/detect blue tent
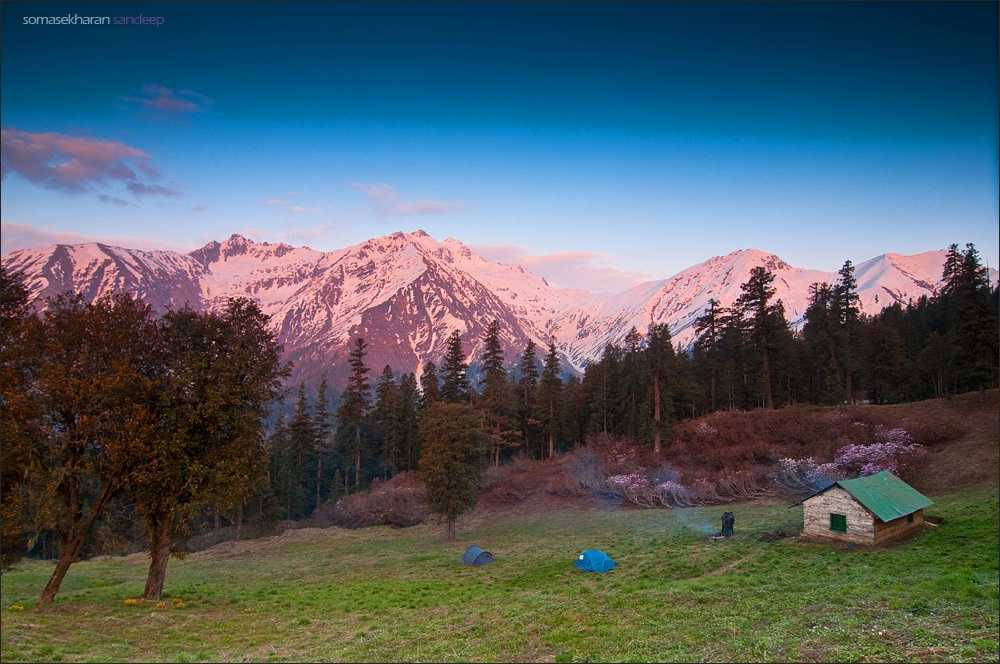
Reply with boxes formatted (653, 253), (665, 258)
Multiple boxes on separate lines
(575, 549), (616, 573)
(462, 545), (495, 566)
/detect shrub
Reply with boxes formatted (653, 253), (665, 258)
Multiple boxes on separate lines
(312, 472), (428, 529)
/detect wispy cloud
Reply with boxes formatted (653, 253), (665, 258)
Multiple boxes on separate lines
(121, 84), (212, 114)
(474, 244), (651, 292)
(1, 128), (178, 199)
(284, 223), (333, 244)
(352, 183), (458, 216)
(125, 181), (179, 197)
(0, 222), (191, 254)
(97, 194), (132, 207)
(264, 197), (318, 214)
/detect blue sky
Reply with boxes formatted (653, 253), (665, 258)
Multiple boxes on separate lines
(1, 1), (997, 289)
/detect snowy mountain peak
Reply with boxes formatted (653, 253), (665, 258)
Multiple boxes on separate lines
(3, 231), (986, 387)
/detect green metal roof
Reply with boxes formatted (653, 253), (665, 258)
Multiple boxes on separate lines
(836, 471), (933, 522)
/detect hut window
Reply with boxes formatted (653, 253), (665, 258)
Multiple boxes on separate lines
(830, 513), (847, 532)
(907, 513), (914, 523)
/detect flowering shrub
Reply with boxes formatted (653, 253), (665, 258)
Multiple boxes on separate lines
(655, 480), (694, 507)
(832, 427), (924, 477)
(8, 603), (24, 612)
(772, 427), (925, 495)
(773, 457), (831, 492)
(606, 473), (658, 506)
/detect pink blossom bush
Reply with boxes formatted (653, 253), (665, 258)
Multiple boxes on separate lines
(606, 473), (659, 506)
(773, 427), (925, 495)
(655, 480), (694, 507)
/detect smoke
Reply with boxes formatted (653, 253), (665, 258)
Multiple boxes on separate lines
(670, 506), (720, 536)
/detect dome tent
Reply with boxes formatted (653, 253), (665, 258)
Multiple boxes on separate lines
(575, 549), (616, 573)
(462, 545), (495, 566)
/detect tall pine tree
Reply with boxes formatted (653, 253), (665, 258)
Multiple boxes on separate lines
(440, 330), (470, 403)
(336, 337), (370, 490)
(537, 341), (562, 459)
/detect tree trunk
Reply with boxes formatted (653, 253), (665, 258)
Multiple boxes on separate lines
(38, 482), (116, 606)
(548, 402), (555, 459)
(762, 348), (774, 409)
(143, 513), (174, 600)
(39, 536), (84, 605)
(602, 365), (608, 435)
(236, 502), (243, 541)
(652, 373), (662, 455)
(709, 371), (717, 412)
(354, 445), (361, 491)
(446, 516), (456, 541)
(315, 456), (323, 511)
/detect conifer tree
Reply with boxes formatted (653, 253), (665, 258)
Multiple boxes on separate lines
(478, 320), (518, 465)
(621, 327), (645, 440)
(518, 341), (540, 452)
(286, 383), (317, 517)
(833, 260), (861, 403)
(418, 402), (486, 541)
(373, 365), (400, 478)
(440, 330), (470, 402)
(397, 373), (421, 470)
(735, 267), (782, 409)
(802, 282), (842, 404)
(537, 341), (563, 459)
(419, 361), (439, 410)
(337, 337), (371, 489)
(645, 323), (675, 454)
(268, 412), (293, 518)
(313, 376), (333, 506)
(693, 299), (723, 412)
(940, 244), (998, 391)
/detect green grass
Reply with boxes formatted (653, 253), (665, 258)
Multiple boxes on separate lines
(2, 487), (997, 662)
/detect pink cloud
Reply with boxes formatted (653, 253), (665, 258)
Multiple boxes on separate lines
(352, 183), (458, 216)
(121, 84), (211, 114)
(474, 244), (651, 292)
(1, 128), (176, 198)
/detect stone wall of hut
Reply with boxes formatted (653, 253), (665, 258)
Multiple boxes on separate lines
(802, 486), (875, 544)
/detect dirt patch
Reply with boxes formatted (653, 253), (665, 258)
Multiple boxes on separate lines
(702, 554), (758, 578)
(758, 529), (791, 542)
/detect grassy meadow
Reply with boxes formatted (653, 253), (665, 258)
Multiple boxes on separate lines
(1, 486), (997, 662)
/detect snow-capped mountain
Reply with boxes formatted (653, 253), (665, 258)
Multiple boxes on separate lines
(2, 231), (991, 387)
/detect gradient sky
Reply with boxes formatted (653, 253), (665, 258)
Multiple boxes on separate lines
(2, 1), (997, 290)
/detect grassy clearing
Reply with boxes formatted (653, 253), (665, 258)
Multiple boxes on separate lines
(2, 487), (997, 662)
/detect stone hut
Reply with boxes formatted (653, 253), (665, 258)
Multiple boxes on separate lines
(796, 471), (933, 545)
